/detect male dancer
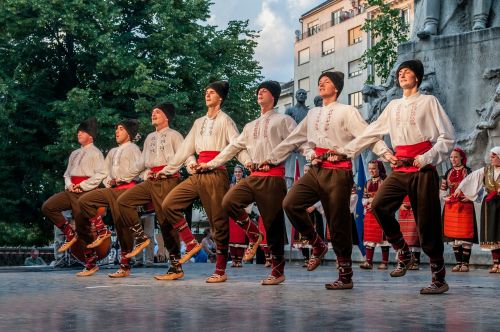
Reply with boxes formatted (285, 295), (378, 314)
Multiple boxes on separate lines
(117, 103), (186, 280)
(78, 119), (142, 277)
(199, 80), (296, 285)
(264, 72), (389, 290)
(159, 81), (249, 283)
(340, 59), (455, 294)
(42, 117), (105, 253)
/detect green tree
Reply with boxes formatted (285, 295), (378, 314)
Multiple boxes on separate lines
(361, 0), (409, 84)
(0, 0), (262, 246)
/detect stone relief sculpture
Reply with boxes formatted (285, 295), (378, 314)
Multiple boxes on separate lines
(464, 82), (500, 165)
(413, 0), (499, 40)
(362, 68), (401, 121)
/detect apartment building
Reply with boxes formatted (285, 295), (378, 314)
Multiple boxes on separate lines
(292, 0), (413, 116)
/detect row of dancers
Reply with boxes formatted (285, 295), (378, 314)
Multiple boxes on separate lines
(42, 59), (500, 295)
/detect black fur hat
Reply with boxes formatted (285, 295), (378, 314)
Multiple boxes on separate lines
(153, 102), (176, 122)
(397, 59), (424, 87)
(206, 80), (229, 104)
(256, 80), (282, 107)
(116, 119), (139, 141)
(77, 117), (98, 139)
(318, 71), (345, 97)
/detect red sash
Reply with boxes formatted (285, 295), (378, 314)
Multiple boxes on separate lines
(314, 147), (352, 170)
(197, 151), (226, 170)
(151, 165), (166, 173)
(114, 181), (137, 190)
(394, 141), (433, 173)
(251, 164), (285, 177)
(485, 190), (499, 203)
(150, 165), (180, 178)
(71, 176), (89, 185)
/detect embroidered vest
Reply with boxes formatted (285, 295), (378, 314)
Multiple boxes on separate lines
(484, 165), (500, 193)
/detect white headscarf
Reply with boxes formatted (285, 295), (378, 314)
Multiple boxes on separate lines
(491, 146), (500, 157)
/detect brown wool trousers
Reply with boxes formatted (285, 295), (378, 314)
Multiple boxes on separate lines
(283, 166), (354, 258)
(42, 191), (88, 240)
(79, 188), (133, 252)
(371, 167), (444, 259)
(117, 178), (182, 255)
(222, 176), (287, 256)
(162, 169), (230, 248)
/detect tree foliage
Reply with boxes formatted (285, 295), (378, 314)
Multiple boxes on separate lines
(0, 0), (262, 245)
(361, 0), (409, 84)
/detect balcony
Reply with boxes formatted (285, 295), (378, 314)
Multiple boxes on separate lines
(296, 6), (365, 42)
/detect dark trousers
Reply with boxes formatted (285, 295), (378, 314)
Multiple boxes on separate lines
(222, 176), (287, 256)
(162, 169), (230, 248)
(42, 191), (90, 242)
(283, 166), (354, 258)
(117, 178), (181, 255)
(79, 188), (133, 252)
(371, 168), (444, 259)
(42, 191), (84, 227)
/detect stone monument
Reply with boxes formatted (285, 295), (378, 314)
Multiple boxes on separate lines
(313, 95), (323, 107)
(284, 89), (309, 187)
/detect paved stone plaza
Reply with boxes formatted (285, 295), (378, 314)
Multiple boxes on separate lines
(1, 262), (499, 331)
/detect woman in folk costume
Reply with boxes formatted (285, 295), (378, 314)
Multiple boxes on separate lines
(398, 196), (421, 270)
(441, 148), (477, 272)
(360, 160), (391, 270)
(454, 147), (500, 273)
(228, 165), (248, 268)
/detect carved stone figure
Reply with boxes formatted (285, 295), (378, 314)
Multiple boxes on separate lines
(285, 89), (309, 124)
(362, 68), (402, 121)
(465, 82), (500, 165)
(416, 0), (496, 39)
(313, 95), (323, 107)
(284, 89), (309, 187)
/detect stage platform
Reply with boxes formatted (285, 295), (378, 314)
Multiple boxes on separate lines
(1, 262), (498, 331)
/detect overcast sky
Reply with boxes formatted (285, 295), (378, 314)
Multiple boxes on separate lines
(208, 0), (325, 82)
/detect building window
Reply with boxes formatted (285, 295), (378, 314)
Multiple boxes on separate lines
(401, 7), (409, 25)
(322, 67), (335, 73)
(322, 37), (335, 55)
(348, 59), (363, 78)
(331, 9), (342, 26)
(298, 77), (310, 92)
(348, 26), (362, 45)
(298, 48), (310, 65)
(307, 20), (319, 37)
(349, 91), (363, 108)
